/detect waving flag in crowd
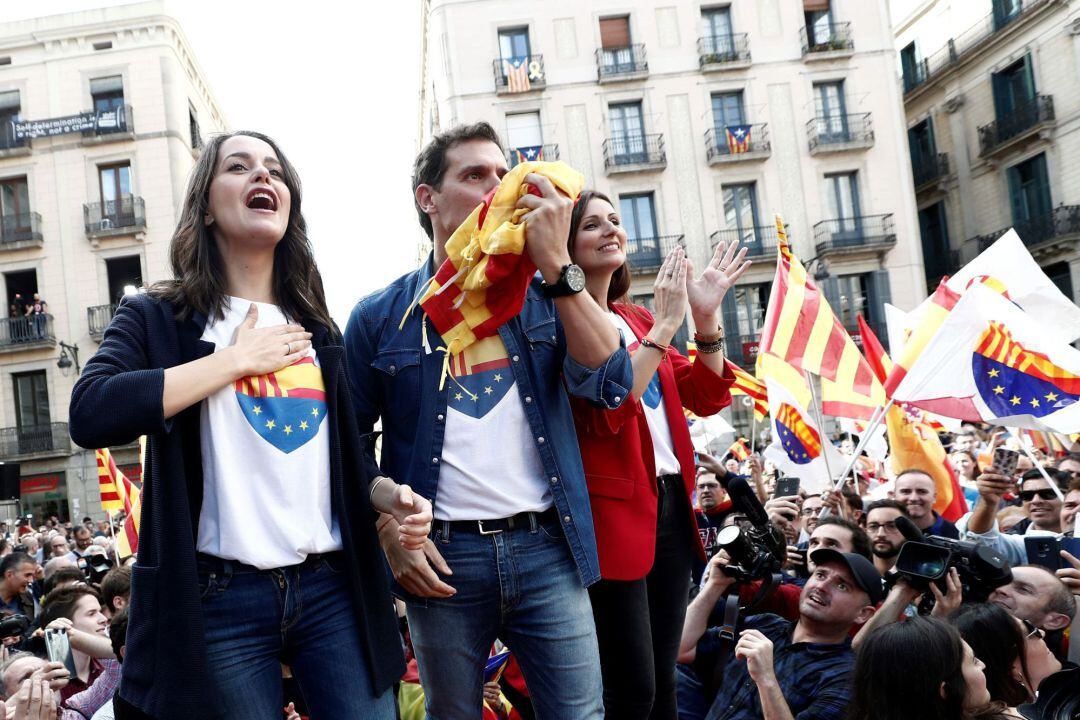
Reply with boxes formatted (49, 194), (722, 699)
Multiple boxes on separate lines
(726, 438), (751, 462)
(763, 376), (846, 492)
(726, 359), (768, 421)
(96, 447), (141, 558)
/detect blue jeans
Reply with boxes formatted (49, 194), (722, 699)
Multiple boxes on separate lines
(406, 517), (603, 720)
(197, 553), (395, 720)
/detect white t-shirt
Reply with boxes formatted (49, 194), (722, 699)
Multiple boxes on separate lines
(437, 334), (552, 520)
(197, 297), (342, 569)
(608, 312), (681, 476)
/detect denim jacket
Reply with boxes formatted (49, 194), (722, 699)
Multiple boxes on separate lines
(344, 257), (632, 591)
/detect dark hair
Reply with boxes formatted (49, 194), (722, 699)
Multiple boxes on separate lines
(865, 499), (910, 518)
(951, 603), (1031, 706)
(149, 130), (333, 332)
(99, 566), (131, 613)
(43, 568), (87, 596)
(40, 586), (102, 627)
(814, 516), (872, 560)
(842, 488), (864, 512)
(411, 122), (503, 240)
(110, 608), (128, 661)
(566, 190), (630, 305)
(848, 617), (974, 720)
(1020, 468), (1069, 492)
(0, 552), (32, 578)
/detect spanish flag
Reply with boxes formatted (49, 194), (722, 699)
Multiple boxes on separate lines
(95, 448), (141, 558)
(726, 438), (751, 461)
(726, 360), (768, 421)
(757, 215), (886, 419)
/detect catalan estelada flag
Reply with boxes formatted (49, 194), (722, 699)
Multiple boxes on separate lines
(95, 447), (141, 558)
(726, 359), (768, 421)
(502, 56), (531, 93)
(510, 146), (544, 165)
(726, 438), (751, 462)
(757, 214), (886, 419)
(858, 315), (968, 521)
(413, 161), (584, 373)
(725, 124), (752, 153)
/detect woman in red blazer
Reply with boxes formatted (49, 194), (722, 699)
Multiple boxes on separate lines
(566, 191), (750, 719)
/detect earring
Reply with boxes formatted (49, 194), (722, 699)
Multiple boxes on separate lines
(204, 214), (214, 226)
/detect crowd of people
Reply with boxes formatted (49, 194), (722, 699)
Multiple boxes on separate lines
(32, 121), (1077, 719)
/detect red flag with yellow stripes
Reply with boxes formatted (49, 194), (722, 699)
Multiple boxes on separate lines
(95, 448), (141, 558)
(726, 360), (768, 421)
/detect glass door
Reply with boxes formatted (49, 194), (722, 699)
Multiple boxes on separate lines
(609, 102), (645, 162)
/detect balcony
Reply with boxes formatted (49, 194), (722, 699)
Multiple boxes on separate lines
(977, 95), (1054, 159)
(81, 104), (133, 144)
(912, 152), (950, 193)
(903, 59), (930, 94)
(84, 196), (146, 244)
(596, 44), (648, 82)
(813, 214), (897, 257)
(88, 304), (117, 341)
(0, 125), (30, 157)
(492, 55), (546, 94)
(697, 33), (751, 70)
(0, 423), (71, 461)
(506, 144), (559, 168)
(806, 113), (874, 154)
(0, 315), (56, 353)
(972, 205), (1080, 258)
(800, 22), (854, 59)
(705, 124), (771, 164)
(626, 234), (684, 274)
(710, 226), (779, 261)
(602, 134), (666, 174)
(0, 212), (43, 250)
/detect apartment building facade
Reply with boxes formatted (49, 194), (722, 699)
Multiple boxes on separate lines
(0, 2), (225, 522)
(420, 0), (926, 437)
(895, 0), (1080, 299)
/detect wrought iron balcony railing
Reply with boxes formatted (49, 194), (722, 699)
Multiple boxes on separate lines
(697, 33), (751, 67)
(705, 124), (770, 162)
(492, 55), (546, 93)
(972, 205), (1080, 251)
(912, 152), (949, 189)
(806, 113), (874, 152)
(596, 44), (648, 80)
(0, 124), (28, 151)
(0, 212), (43, 246)
(800, 22), (854, 55)
(977, 95), (1054, 156)
(602, 134), (665, 171)
(813, 214), (896, 255)
(710, 226), (779, 259)
(82, 104), (132, 138)
(88, 304), (117, 341)
(506, 144), (559, 168)
(0, 314), (55, 348)
(84, 196), (146, 237)
(0, 423), (70, 460)
(626, 234), (684, 273)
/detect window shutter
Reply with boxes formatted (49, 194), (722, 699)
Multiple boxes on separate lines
(804, 0), (831, 11)
(599, 17), (630, 49)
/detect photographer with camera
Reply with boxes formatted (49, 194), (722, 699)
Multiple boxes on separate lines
(677, 549), (882, 720)
(0, 554), (37, 624)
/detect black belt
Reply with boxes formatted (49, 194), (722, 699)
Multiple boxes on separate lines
(195, 550), (343, 575)
(442, 508), (559, 536)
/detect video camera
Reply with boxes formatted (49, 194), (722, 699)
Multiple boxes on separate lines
(77, 552), (114, 586)
(0, 613), (29, 640)
(714, 476), (787, 583)
(892, 516), (1012, 604)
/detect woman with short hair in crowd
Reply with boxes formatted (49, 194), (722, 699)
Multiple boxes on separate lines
(564, 189), (749, 718)
(70, 130), (432, 720)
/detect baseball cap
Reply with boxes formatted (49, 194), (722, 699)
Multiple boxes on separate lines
(809, 548), (885, 604)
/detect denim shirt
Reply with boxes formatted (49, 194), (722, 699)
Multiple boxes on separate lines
(344, 257), (632, 590)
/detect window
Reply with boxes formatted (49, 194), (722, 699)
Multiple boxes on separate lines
(992, 55), (1035, 119)
(13, 371), (51, 454)
(825, 172), (862, 242)
(608, 102), (646, 161)
(711, 91), (745, 130)
(498, 27), (531, 60)
(804, 0), (833, 47)
(90, 76), (124, 113)
(599, 16), (633, 70)
(619, 193), (657, 242)
(701, 6), (734, 55)
(918, 202), (951, 286)
(106, 255), (142, 303)
(4, 268), (41, 344)
(0, 176), (31, 243)
(908, 118), (936, 173)
(814, 81), (848, 140)
(506, 112), (543, 166)
(822, 271), (890, 341)
(0, 91), (20, 149)
(189, 104), (202, 150)
(722, 183), (760, 245)
(992, 0), (1022, 30)
(1007, 153), (1051, 232)
(98, 163), (132, 226)
(900, 42), (921, 91)
(721, 282), (771, 366)
(1043, 262), (1074, 303)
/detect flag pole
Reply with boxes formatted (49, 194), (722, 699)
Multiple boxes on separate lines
(106, 510), (120, 567)
(1016, 438), (1065, 501)
(803, 370), (835, 488)
(833, 399), (894, 494)
(750, 404), (757, 456)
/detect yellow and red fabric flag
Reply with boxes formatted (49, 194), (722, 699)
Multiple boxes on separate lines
(858, 315), (969, 521)
(726, 438), (751, 461)
(762, 373), (848, 493)
(726, 359), (768, 421)
(414, 161), (584, 362)
(757, 215), (886, 419)
(95, 448), (141, 558)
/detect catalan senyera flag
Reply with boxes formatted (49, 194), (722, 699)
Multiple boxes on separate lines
(858, 315), (968, 521)
(415, 161), (584, 362)
(726, 438), (751, 462)
(762, 374), (847, 493)
(892, 285), (1080, 434)
(726, 359), (768, 421)
(96, 448), (141, 557)
(757, 214), (886, 420)
(725, 124), (752, 153)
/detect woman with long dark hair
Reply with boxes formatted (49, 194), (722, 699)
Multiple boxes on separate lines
(565, 190), (749, 718)
(952, 602), (1062, 711)
(849, 616), (993, 720)
(70, 131), (431, 720)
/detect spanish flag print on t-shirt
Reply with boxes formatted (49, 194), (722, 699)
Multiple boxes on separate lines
(234, 356), (328, 454)
(446, 334), (514, 419)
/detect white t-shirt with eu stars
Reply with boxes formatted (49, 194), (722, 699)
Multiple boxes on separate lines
(196, 297), (341, 570)
(437, 334), (552, 521)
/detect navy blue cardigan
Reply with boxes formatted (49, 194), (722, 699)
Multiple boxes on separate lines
(69, 293), (403, 719)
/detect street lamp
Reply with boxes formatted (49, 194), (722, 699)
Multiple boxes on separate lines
(57, 342), (81, 376)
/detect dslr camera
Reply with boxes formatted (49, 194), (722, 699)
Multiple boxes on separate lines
(714, 476), (787, 583)
(893, 517), (1012, 603)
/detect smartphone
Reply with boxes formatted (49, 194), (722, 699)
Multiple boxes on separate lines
(44, 627), (77, 679)
(991, 447), (1020, 477)
(1025, 536), (1080, 572)
(774, 476), (800, 499)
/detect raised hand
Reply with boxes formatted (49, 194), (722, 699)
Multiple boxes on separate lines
(685, 239), (751, 327)
(650, 246), (689, 345)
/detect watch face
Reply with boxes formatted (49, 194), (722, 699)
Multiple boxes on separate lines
(565, 264), (586, 292)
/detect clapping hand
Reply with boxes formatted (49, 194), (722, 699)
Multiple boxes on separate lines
(685, 239), (751, 326)
(650, 247), (689, 345)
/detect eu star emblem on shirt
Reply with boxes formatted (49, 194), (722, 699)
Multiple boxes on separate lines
(446, 335), (514, 419)
(235, 356), (327, 453)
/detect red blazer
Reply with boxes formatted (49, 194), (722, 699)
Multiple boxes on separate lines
(571, 303), (735, 581)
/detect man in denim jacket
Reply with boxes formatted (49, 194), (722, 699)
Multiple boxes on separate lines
(345, 122), (631, 719)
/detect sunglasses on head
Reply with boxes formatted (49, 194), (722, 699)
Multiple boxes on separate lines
(1021, 618), (1046, 640)
(1018, 489), (1058, 502)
